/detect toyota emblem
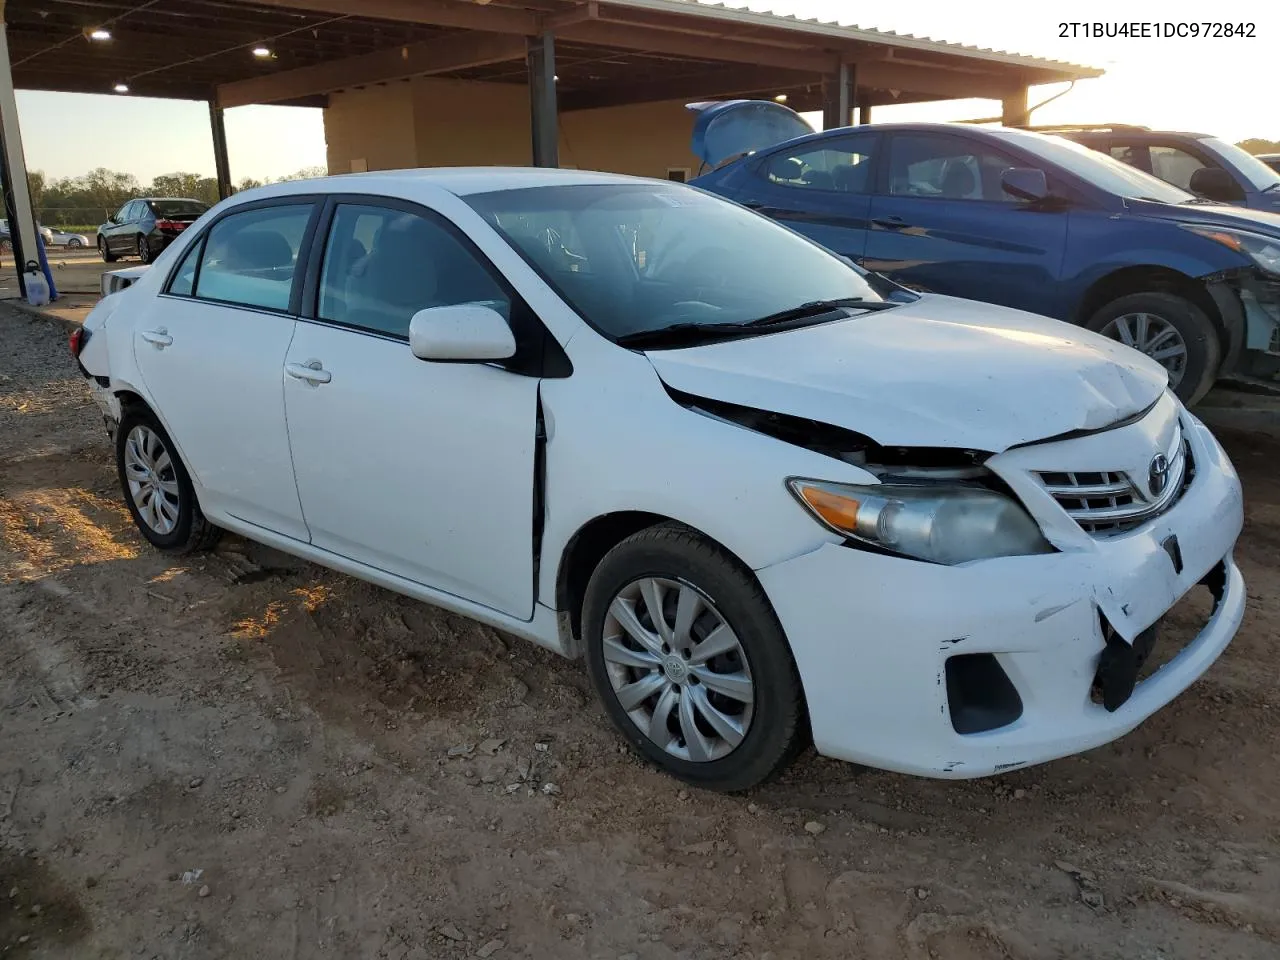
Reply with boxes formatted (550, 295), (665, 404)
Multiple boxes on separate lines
(1148, 453), (1170, 497)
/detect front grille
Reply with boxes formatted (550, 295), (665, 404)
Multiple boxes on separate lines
(1036, 425), (1193, 537)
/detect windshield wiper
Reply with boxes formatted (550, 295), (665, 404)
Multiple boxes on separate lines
(1262, 182), (1280, 194)
(615, 322), (760, 348)
(743, 297), (899, 327)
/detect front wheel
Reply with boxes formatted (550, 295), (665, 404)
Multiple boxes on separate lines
(99, 236), (118, 263)
(67, 238), (83, 249)
(1085, 291), (1220, 405)
(116, 405), (221, 553)
(582, 524), (806, 792)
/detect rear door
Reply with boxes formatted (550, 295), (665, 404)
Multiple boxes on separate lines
(131, 197), (319, 540)
(735, 130), (881, 263)
(862, 131), (1069, 318)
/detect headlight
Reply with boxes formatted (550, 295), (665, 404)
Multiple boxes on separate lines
(787, 479), (1053, 565)
(1182, 224), (1280, 276)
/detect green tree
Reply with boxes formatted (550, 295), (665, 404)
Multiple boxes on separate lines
(1237, 138), (1280, 155)
(149, 172), (219, 205)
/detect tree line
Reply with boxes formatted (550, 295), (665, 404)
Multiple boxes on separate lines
(28, 166), (327, 228)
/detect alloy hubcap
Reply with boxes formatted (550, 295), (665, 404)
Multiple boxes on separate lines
(602, 577), (754, 763)
(1101, 312), (1188, 387)
(124, 424), (180, 535)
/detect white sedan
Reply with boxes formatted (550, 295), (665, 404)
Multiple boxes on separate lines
(48, 227), (90, 248)
(73, 169), (1245, 791)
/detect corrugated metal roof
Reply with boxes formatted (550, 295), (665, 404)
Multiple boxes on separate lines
(601, 0), (1104, 78)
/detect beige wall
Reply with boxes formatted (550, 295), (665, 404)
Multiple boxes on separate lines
(324, 77), (702, 180)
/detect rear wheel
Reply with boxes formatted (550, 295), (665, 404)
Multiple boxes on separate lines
(1086, 291), (1220, 405)
(67, 238), (83, 249)
(582, 524), (806, 792)
(137, 235), (153, 264)
(99, 236), (118, 263)
(116, 405), (220, 553)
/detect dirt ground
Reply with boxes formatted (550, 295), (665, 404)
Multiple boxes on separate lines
(1, 302), (1278, 960)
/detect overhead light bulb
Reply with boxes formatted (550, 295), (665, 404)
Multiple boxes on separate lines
(89, 28), (111, 41)
(774, 93), (788, 103)
(252, 46), (272, 58)
(113, 83), (129, 93)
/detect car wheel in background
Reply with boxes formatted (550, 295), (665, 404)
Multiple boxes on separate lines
(67, 238), (83, 248)
(1086, 291), (1221, 406)
(137, 235), (153, 264)
(99, 236), (118, 263)
(0, 239), (11, 254)
(115, 405), (221, 553)
(582, 523), (807, 792)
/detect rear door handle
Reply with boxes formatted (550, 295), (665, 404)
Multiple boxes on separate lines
(140, 328), (172, 348)
(285, 360), (332, 385)
(872, 216), (909, 230)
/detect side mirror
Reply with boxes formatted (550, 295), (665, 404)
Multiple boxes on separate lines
(409, 304), (516, 362)
(1001, 167), (1049, 202)
(1188, 167), (1242, 203)
(107, 215), (117, 224)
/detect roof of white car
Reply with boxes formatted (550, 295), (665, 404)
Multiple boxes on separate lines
(251, 167), (651, 200)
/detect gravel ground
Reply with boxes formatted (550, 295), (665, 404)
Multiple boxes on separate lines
(1, 302), (1278, 960)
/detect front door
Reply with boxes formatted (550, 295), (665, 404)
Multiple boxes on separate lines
(741, 130), (880, 263)
(106, 202), (136, 253)
(283, 199), (539, 618)
(131, 199), (318, 540)
(862, 131), (1069, 319)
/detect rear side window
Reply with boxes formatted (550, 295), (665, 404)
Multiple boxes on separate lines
(191, 204), (313, 312)
(168, 239), (201, 296)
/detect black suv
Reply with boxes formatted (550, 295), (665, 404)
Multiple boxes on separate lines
(1034, 125), (1280, 213)
(97, 197), (210, 264)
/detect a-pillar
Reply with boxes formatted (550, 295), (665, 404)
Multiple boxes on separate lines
(528, 32), (559, 167)
(0, 0), (40, 297)
(822, 62), (855, 130)
(209, 100), (232, 199)
(1001, 87), (1030, 127)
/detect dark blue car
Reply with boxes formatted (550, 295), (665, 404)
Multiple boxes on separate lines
(689, 101), (1280, 404)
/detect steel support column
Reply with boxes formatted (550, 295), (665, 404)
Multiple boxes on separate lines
(0, 0), (39, 298)
(858, 101), (872, 125)
(1001, 87), (1029, 127)
(822, 62), (854, 130)
(527, 32), (559, 167)
(209, 101), (233, 199)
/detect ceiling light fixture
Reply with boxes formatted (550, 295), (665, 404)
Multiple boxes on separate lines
(113, 82), (129, 93)
(88, 28), (111, 41)
(252, 46), (272, 58)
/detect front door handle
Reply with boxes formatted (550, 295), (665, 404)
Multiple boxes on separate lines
(285, 360), (332, 385)
(871, 216), (909, 230)
(140, 328), (172, 348)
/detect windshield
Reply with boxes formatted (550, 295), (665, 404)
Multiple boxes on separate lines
(150, 199), (209, 218)
(1000, 130), (1194, 204)
(1198, 138), (1280, 192)
(464, 183), (890, 341)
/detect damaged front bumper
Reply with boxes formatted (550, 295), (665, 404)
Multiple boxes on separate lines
(755, 409), (1245, 779)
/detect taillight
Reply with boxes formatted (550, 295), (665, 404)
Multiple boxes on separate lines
(69, 327), (89, 357)
(155, 219), (185, 231)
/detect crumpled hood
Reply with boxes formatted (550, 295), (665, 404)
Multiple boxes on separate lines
(647, 296), (1169, 452)
(1128, 197), (1280, 232)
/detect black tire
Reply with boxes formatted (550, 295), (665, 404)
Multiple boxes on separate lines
(582, 523), (806, 792)
(115, 404), (221, 553)
(99, 236), (118, 263)
(137, 235), (152, 264)
(1085, 291), (1221, 406)
(68, 238), (83, 249)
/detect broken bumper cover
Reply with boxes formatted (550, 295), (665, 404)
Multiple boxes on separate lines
(756, 417), (1245, 779)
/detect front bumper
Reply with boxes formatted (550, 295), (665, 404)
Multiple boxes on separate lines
(756, 414), (1245, 779)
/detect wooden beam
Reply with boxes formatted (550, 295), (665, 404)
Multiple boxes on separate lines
(245, 0), (540, 34)
(559, 20), (839, 74)
(544, 0), (599, 30)
(560, 64), (814, 112)
(216, 32), (527, 108)
(857, 60), (1014, 100)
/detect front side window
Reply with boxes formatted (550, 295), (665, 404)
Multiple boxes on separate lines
(1148, 145), (1209, 192)
(465, 183), (892, 341)
(317, 203), (509, 338)
(762, 134), (877, 193)
(191, 204), (312, 312)
(886, 134), (1019, 202)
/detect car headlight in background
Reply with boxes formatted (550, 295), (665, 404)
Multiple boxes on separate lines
(787, 479), (1053, 565)
(1182, 224), (1280, 276)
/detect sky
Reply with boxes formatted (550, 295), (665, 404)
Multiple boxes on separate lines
(14, 0), (1279, 184)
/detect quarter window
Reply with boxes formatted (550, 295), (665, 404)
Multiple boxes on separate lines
(317, 203), (510, 338)
(191, 204), (312, 312)
(763, 135), (877, 193)
(887, 134), (1022, 202)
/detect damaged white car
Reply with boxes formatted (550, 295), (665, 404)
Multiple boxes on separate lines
(72, 170), (1245, 791)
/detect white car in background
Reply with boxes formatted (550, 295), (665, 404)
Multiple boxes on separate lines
(48, 227), (91, 248)
(72, 169), (1245, 791)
